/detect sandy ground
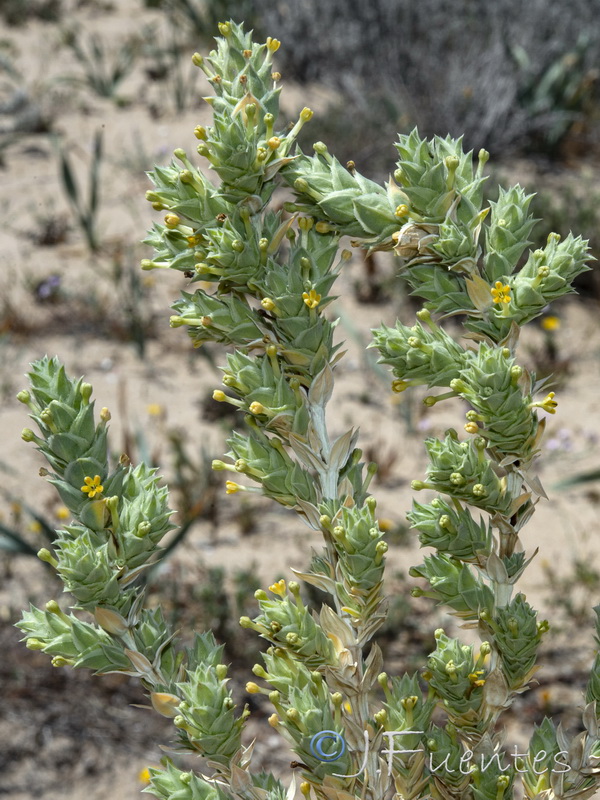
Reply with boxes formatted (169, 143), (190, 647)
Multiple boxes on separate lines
(2, 2), (600, 798)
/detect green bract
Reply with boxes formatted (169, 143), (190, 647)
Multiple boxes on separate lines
(15, 22), (600, 800)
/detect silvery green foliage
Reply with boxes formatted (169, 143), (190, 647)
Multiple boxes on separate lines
(16, 23), (600, 800)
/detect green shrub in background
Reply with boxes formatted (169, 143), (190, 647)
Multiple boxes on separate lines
(237, 0), (600, 174)
(15, 22), (600, 800)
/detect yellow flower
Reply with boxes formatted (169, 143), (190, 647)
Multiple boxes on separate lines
(246, 682), (261, 693)
(225, 481), (240, 494)
(302, 289), (321, 309)
(540, 392), (558, 414)
(28, 520), (42, 534)
(269, 579), (286, 596)
(81, 475), (104, 499)
(55, 506), (70, 520)
(138, 767), (152, 785)
(468, 670), (486, 687)
(531, 391), (558, 415)
(491, 281), (511, 304)
(541, 315), (561, 331)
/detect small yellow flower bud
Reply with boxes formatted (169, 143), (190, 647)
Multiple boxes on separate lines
(225, 481), (240, 494)
(164, 213), (180, 229)
(37, 548), (58, 568)
(300, 107), (313, 121)
(136, 521), (151, 537)
(401, 695), (419, 711)
(300, 782), (311, 798)
(192, 52), (203, 67)
(100, 407), (111, 422)
(217, 22), (231, 35)
(298, 214), (313, 230)
(212, 390), (226, 402)
(194, 125), (208, 140)
(464, 421), (479, 434)
(268, 713), (279, 727)
(394, 204), (409, 219)
(246, 682), (261, 694)
(271, 72), (281, 81)
(52, 656), (74, 668)
(261, 297), (276, 311)
(26, 638), (46, 650)
(266, 37), (281, 52)
(330, 692), (343, 707)
(267, 136), (281, 150)
(374, 709), (387, 727)
(249, 401), (266, 415)
(315, 221), (331, 234)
